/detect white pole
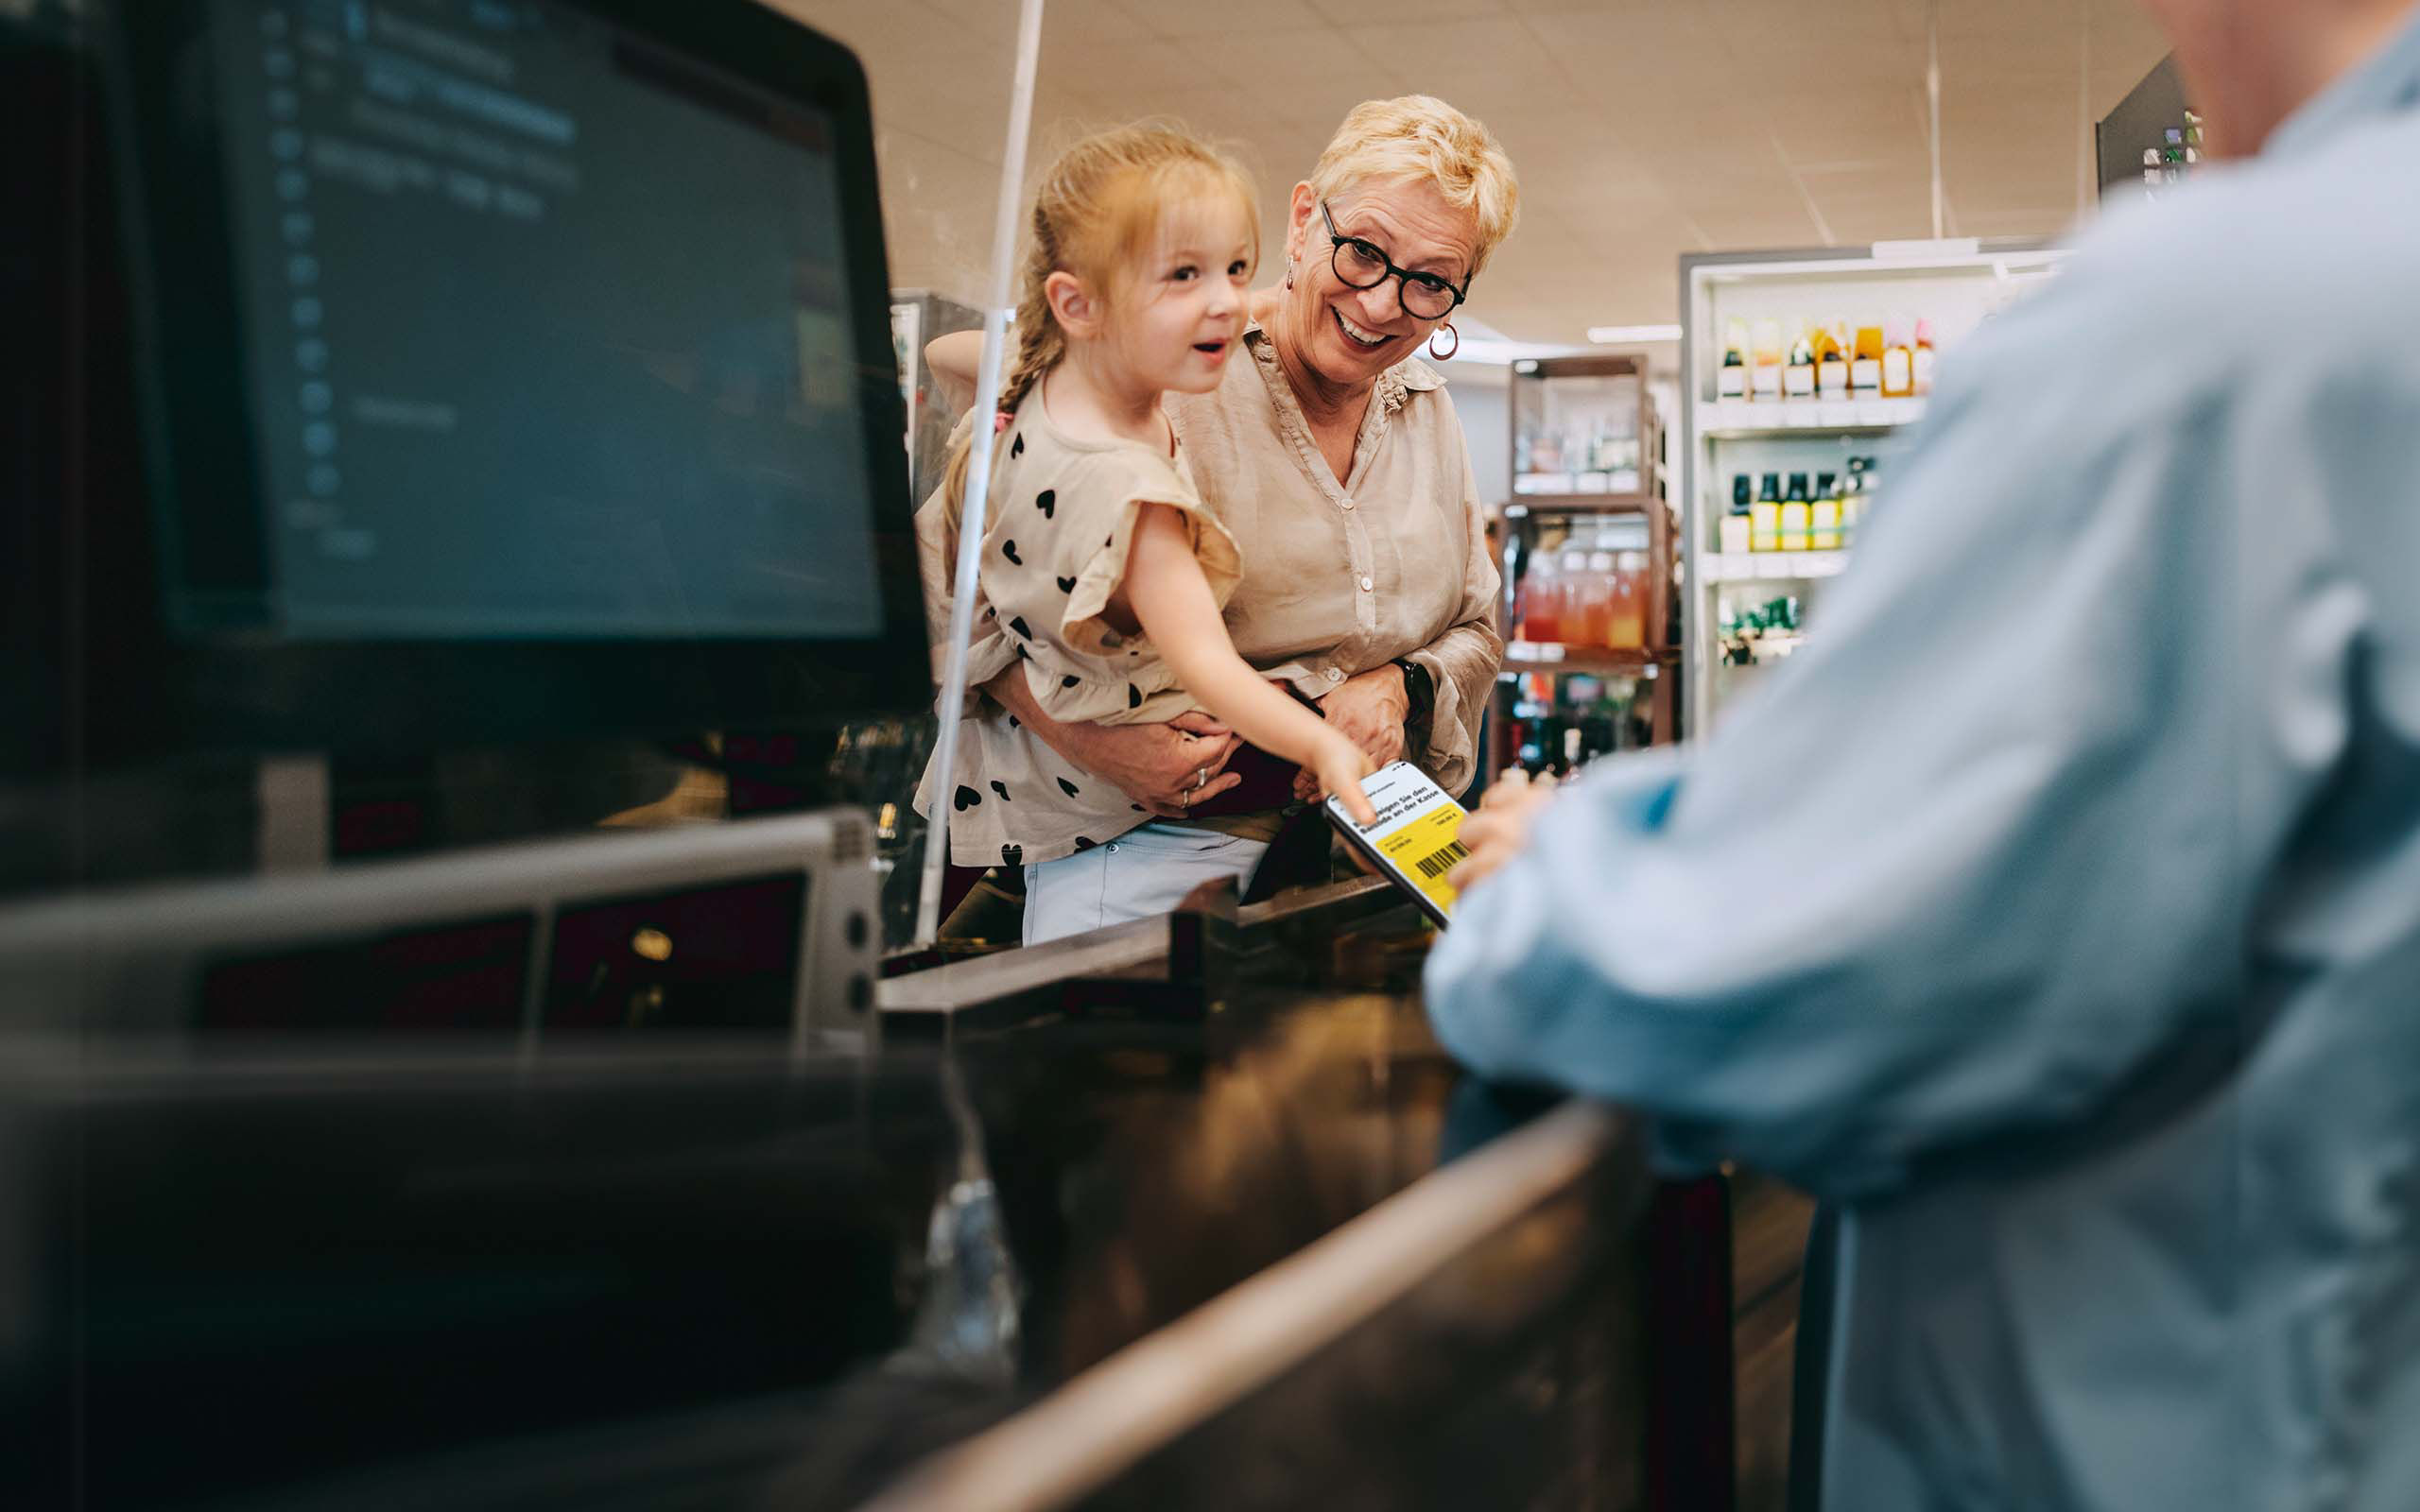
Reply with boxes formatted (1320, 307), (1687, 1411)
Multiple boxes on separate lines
(916, 0), (1049, 947)
(1928, 0), (1945, 239)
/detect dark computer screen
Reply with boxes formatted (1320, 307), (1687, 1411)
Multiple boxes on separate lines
(189, 0), (880, 641)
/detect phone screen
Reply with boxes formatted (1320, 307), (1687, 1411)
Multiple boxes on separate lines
(1324, 761), (1468, 925)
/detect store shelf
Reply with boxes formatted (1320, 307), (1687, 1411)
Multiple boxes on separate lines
(1513, 472), (1645, 497)
(1700, 550), (1849, 583)
(1503, 643), (1676, 677)
(1503, 492), (1658, 517)
(1700, 397), (1925, 438)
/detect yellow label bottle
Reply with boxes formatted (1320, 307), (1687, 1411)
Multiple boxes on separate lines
(1750, 472), (1782, 552)
(1779, 473), (1810, 552)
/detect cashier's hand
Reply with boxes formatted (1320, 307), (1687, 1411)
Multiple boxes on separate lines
(1294, 664), (1409, 802)
(1445, 771), (1559, 895)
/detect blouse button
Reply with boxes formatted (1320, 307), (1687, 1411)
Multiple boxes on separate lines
(1358, 576), (1374, 593)
(1340, 497), (1356, 510)
(1325, 667), (1344, 682)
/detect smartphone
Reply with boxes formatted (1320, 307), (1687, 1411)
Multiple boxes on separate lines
(1322, 760), (1469, 926)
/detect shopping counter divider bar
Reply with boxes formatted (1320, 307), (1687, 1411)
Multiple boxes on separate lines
(856, 1099), (1633, 1512)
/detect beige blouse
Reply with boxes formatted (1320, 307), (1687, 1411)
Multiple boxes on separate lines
(914, 320), (1504, 869)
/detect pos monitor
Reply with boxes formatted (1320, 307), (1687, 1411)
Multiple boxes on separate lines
(64, 0), (925, 763)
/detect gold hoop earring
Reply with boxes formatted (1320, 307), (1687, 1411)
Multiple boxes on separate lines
(1427, 322), (1459, 361)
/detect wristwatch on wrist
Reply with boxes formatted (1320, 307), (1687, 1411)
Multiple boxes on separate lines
(1392, 658), (1435, 730)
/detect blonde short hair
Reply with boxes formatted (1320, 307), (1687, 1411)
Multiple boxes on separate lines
(1309, 95), (1519, 276)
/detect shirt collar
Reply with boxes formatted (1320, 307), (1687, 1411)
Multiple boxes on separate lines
(1242, 317), (1447, 394)
(2266, 7), (2420, 160)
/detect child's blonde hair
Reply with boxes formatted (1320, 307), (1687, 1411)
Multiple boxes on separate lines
(940, 122), (1258, 518)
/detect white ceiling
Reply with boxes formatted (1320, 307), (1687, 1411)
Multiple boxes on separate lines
(765, 0), (2171, 348)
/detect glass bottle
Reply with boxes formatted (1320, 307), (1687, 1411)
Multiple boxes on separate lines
(1720, 474), (1753, 554)
(1606, 548), (1647, 650)
(1784, 319), (1817, 400)
(1751, 318), (1784, 403)
(1810, 471), (1841, 551)
(1816, 320), (1850, 399)
(1751, 472), (1782, 553)
(1780, 472), (1811, 553)
(1561, 541), (1594, 644)
(1516, 537), (1560, 642)
(1851, 319), (1886, 394)
(1580, 530), (1616, 646)
(1881, 317), (1915, 398)
(1912, 317), (1938, 396)
(1719, 319), (1749, 401)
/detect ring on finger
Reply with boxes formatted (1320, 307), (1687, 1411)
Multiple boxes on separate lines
(1190, 765), (1210, 790)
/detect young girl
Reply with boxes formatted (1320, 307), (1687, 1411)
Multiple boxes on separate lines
(919, 124), (1376, 936)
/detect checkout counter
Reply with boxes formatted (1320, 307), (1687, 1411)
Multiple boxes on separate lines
(1, 2), (1807, 1507)
(2, 869), (1806, 1511)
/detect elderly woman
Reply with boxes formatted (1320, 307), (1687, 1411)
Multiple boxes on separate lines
(921, 96), (1518, 944)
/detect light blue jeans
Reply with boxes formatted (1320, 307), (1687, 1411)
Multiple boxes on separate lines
(1021, 823), (1269, 946)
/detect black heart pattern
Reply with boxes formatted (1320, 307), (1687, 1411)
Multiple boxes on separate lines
(1057, 777), (1080, 798)
(990, 781), (1011, 801)
(1014, 642), (1030, 660)
(1073, 837), (1097, 850)
(1007, 714), (1021, 729)
(1001, 844), (1023, 867)
(952, 785), (981, 812)
(1056, 575), (1077, 593)
(1002, 539), (1021, 565)
(1061, 675), (1080, 689)
(1036, 489), (1056, 519)
(1127, 683), (1142, 709)
(1011, 432), (1024, 458)
(1008, 615), (1031, 640)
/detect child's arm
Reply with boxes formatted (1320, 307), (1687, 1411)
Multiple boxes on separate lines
(924, 332), (981, 414)
(1123, 504), (1377, 824)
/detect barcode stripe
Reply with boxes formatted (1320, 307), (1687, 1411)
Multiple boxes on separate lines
(1410, 840), (1469, 880)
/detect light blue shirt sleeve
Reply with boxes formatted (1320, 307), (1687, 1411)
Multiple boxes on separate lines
(1424, 248), (2371, 1198)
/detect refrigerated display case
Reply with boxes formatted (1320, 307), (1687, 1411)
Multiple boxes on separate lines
(1677, 241), (2068, 736)
(1494, 354), (1678, 776)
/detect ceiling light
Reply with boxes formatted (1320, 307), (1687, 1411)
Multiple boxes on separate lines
(1587, 324), (1683, 344)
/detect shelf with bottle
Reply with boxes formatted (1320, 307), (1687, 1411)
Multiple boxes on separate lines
(1708, 458), (1882, 562)
(1494, 671), (1658, 781)
(1507, 520), (1659, 654)
(1700, 396), (1925, 438)
(1710, 312), (1937, 434)
(1511, 353), (1659, 505)
(1503, 644), (1677, 675)
(1716, 593), (1807, 669)
(1512, 421), (1644, 497)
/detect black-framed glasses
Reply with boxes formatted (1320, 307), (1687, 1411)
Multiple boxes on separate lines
(1320, 199), (1468, 320)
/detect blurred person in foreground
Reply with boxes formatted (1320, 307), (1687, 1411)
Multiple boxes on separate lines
(1426, 2), (2420, 1508)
